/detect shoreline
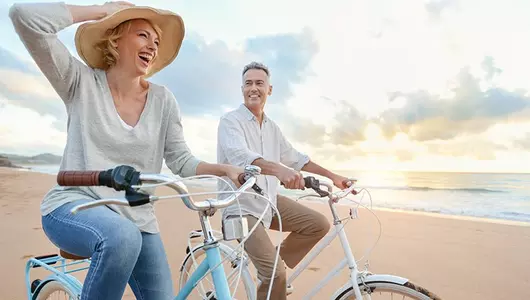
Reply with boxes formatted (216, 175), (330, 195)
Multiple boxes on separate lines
(6, 166), (530, 228)
(367, 206), (530, 227)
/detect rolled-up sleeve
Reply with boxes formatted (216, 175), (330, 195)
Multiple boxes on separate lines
(217, 116), (263, 167)
(278, 127), (310, 171)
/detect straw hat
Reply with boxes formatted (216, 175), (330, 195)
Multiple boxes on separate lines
(75, 6), (185, 78)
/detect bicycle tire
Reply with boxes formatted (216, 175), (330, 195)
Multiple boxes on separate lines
(334, 281), (441, 300)
(34, 280), (77, 300)
(179, 243), (256, 300)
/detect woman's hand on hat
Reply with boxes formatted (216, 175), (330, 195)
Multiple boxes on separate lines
(101, 1), (135, 17)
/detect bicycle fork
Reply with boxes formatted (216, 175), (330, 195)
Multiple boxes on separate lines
(337, 222), (365, 300)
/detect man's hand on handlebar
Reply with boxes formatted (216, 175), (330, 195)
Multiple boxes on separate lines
(330, 174), (358, 195)
(277, 166), (305, 190)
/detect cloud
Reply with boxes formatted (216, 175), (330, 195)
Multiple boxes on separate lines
(481, 56), (502, 81)
(1, 0), (318, 119)
(281, 117), (328, 147)
(150, 28), (318, 116)
(180, 115), (220, 162)
(267, 54), (529, 152)
(278, 54), (530, 167)
(0, 48), (68, 132)
(0, 21), (319, 155)
(310, 144), (367, 167)
(0, 47), (38, 74)
(425, 0), (457, 19)
(378, 63), (530, 142)
(245, 28), (318, 101)
(326, 98), (368, 145)
(514, 133), (530, 150)
(280, 96), (369, 148)
(0, 97), (66, 156)
(426, 138), (508, 160)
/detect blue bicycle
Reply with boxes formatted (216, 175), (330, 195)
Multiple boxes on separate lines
(24, 165), (262, 300)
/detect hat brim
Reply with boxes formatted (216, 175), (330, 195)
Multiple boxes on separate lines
(75, 6), (184, 78)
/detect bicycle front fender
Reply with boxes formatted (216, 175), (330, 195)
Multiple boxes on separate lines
(331, 274), (409, 299)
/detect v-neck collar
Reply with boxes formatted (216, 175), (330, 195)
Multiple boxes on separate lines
(99, 69), (152, 130)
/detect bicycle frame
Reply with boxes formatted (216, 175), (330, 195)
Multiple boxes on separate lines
(24, 167), (262, 300)
(175, 211), (233, 300)
(287, 215), (361, 299)
(25, 213), (237, 300)
(285, 188), (364, 300)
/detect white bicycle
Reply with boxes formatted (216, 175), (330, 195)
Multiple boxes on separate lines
(178, 176), (442, 299)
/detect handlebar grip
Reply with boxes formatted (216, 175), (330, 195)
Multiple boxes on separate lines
(280, 177), (308, 187)
(304, 177), (313, 188)
(57, 171), (100, 186)
(238, 173), (246, 185)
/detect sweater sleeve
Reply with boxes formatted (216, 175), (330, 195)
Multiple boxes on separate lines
(9, 2), (87, 104)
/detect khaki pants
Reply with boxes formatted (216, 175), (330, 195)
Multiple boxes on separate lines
(242, 194), (330, 300)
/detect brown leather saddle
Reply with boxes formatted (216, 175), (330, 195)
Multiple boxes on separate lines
(59, 249), (90, 260)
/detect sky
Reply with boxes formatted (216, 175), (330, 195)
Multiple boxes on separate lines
(1, 0), (529, 173)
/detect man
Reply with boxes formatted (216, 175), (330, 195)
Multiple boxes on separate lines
(217, 61), (353, 300)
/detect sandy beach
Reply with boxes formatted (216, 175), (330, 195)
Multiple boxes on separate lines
(1, 167), (529, 299)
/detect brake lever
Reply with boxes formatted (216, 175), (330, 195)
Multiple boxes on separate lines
(237, 167), (266, 196)
(125, 188), (151, 207)
(304, 177), (330, 197)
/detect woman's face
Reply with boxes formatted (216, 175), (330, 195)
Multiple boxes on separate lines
(115, 19), (160, 76)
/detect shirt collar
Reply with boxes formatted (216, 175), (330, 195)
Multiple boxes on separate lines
(238, 104), (268, 122)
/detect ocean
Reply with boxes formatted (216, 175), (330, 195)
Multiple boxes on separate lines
(17, 164), (530, 224)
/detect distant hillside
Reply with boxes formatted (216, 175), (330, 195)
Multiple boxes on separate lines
(0, 155), (21, 168)
(0, 153), (62, 165)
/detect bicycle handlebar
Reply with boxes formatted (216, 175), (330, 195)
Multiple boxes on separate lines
(57, 165), (262, 214)
(299, 176), (358, 200)
(280, 176), (355, 192)
(57, 165), (141, 191)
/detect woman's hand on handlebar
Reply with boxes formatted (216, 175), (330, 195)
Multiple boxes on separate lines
(222, 165), (246, 188)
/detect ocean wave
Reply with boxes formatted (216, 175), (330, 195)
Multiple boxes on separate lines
(360, 185), (506, 193)
(500, 211), (530, 218)
(332, 202), (530, 223)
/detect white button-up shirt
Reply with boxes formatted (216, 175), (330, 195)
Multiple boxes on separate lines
(216, 104), (310, 228)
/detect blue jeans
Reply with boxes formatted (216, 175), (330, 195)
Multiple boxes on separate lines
(42, 199), (174, 300)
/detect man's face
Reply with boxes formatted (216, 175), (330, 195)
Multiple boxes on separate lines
(242, 68), (272, 111)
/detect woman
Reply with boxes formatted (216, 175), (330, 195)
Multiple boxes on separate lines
(10, 1), (240, 299)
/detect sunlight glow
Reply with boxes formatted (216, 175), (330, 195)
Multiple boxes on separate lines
(363, 123), (384, 141)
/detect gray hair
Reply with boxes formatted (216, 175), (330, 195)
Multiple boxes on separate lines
(242, 61), (270, 78)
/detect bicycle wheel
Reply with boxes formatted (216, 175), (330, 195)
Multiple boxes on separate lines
(334, 281), (441, 300)
(34, 280), (77, 300)
(179, 242), (256, 300)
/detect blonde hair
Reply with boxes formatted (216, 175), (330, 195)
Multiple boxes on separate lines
(96, 19), (163, 69)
